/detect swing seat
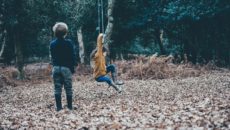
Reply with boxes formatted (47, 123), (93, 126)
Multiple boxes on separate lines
(95, 81), (111, 91)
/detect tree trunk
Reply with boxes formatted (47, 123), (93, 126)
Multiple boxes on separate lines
(0, 3), (5, 60)
(156, 29), (165, 55)
(15, 31), (24, 80)
(120, 53), (124, 61)
(104, 0), (115, 50)
(77, 27), (85, 64)
(0, 29), (6, 58)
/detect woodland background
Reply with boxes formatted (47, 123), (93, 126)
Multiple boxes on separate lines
(0, 0), (229, 70)
(0, 0), (230, 129)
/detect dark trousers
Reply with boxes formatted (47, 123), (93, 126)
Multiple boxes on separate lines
(52, 66), (73, 96)
(52, 66), (73, 110)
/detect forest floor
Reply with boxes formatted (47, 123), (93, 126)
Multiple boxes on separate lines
(0, 58), (229, 129)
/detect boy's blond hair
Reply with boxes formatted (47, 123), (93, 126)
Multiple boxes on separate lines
(52, 22), (68, 38)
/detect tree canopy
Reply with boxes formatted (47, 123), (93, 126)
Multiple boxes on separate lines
(0, 0), (229, 66)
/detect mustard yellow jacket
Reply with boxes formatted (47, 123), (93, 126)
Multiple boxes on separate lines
(93, 34), (106, 78)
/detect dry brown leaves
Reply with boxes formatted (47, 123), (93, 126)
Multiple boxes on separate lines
(0, 58), (229, 129)
(0, 72), (229, 129)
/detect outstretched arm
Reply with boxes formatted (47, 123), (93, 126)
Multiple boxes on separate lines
(95, 33), (104, 57)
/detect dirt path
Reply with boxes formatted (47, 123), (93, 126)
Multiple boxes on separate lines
(0, 71), (229, 129)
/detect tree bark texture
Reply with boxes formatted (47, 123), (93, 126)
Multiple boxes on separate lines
(104, 0), (115, 50)
(0, 30), (6, 58)
(156, 29), (166, 55)
(14, 30), (24, 80)
(77, 27), (85, 64)
(0, 3), (4, 59)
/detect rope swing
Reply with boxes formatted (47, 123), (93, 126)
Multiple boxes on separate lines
(97, 0), (105, 34)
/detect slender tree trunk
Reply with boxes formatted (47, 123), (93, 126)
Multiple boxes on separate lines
(104, 0), (115, 50)
(0, 29), (6, 58)
(0, 2), (5, 60)
(156, 29), (165, 55)
(120, 53), (124, 61)
(15, 31), (24, 79)
(77, 27), (85, 64)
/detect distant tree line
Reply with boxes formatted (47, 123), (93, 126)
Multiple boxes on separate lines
(112, 0), (230, 66)
(0, 0), (229, 75)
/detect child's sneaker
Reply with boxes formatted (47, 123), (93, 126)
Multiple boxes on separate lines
(115, 80), (124, 85)
(111, 83), (122, 93)
(117, 85), (122, 93)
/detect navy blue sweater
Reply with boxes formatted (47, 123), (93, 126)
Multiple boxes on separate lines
(50, 38), (77, 73)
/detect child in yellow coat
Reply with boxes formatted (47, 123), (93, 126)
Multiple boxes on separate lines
(91, 33), (124, 93)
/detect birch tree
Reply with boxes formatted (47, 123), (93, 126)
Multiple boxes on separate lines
(104, 0), (116, 50)
(0, 2), (5, 60)
(0, 30), (6, 59)
(77, 27), (85, 64)
(65, 0), (96, 64)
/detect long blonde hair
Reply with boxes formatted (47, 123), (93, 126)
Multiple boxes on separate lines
(97, 33), (104, 45)
(90, 33), (109, 68)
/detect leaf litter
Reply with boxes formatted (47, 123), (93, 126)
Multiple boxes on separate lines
(0, 59), (230, 129)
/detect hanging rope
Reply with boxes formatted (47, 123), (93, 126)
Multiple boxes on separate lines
(97, 0), (105, 34)
(101, 0), (104, 33)
(97, 0), (101, 33)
